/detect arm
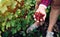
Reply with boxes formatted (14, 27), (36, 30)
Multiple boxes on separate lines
(40, 0), (52, 7)
(35, 0), (52, 10)
(26, 0), (52, 33)
(35, 0), (52, 22)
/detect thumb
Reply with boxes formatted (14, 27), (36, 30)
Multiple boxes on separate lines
(35, 4), (39, 10)
(43, 14), (46, 21)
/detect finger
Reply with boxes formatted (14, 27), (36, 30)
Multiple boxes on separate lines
(43, 14), (46, 21)
(26, 28), (29, 33)
(35, 4), (39, 10)
(34, 18), (39, 22)
(36, 20), (39, 22)
(36, 8), (40, 12)
(26, 28), (31, 33)
(40, 19), (43, 21)
(34, 18), (36, 21)
(33, 15), (35, 18)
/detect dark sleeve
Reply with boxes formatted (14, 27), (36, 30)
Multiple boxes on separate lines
(40, 0), (52, 6)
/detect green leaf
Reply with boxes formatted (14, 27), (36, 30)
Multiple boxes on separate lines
(17, 0), (21, 2)
(11, 1), (17, 9)
(10, 20), (15, 27)
(6, 22), (10, 30)
(11, 28), (17, 34)
(16, 25), (21, 31)
(7, 13), (13, 20)
(0, 5), (7, 13)
(1, 26), (5, 32)
(2, 22), (6, 26)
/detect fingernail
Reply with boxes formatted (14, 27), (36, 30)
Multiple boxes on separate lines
(37, 21), (39, 22)
(40, 19), (42, 21)
(34, 19), (36, 21)
(33, 15), (35, 18)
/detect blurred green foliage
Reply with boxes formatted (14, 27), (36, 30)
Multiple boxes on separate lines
(0, 0), (36, 37)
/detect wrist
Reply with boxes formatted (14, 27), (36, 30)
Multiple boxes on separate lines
(39, 4), (47, 9)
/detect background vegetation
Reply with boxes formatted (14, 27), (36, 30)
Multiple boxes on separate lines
(0, 0), (60, 37)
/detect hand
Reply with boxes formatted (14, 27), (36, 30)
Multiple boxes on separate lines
(26, 22), (39, 33)
(34, 5), (46, 22)
(26, 4), (47, 33)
